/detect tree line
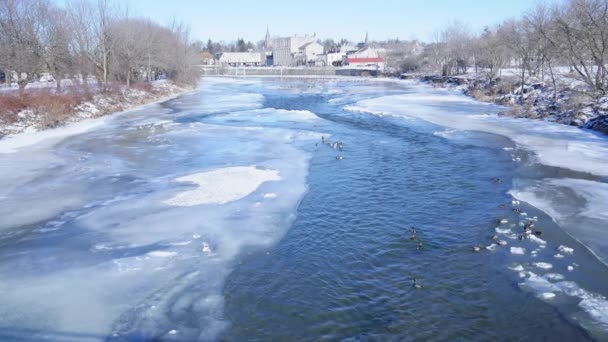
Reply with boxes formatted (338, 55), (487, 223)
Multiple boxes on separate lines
(399, 0), (608, 96)
(0, 0), (200, 95)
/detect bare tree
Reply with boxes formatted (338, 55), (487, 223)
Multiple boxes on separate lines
(0, 0), (48, 95)
(41, 5), (73, 92)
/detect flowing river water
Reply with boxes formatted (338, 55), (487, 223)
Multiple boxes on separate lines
(0, 77), (608, 341)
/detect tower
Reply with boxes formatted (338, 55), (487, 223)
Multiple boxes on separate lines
(364, 31), (369, 46)
(265, 26), (271, 49)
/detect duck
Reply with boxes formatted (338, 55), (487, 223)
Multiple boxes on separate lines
(412, 278), (423, 289)
(336, 155), (344, 160)
(416, 241), (424, 250)
(518, 234), (525, 241)
(534, 230), (543, 236)
(497, 239), (508, 246)
(473, 244), (483, 252)
(492, 234), (499, 240)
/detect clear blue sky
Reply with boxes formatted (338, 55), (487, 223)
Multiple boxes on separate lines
(122, 0), (557, 43)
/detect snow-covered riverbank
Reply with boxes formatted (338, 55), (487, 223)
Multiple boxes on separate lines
(0, 80), (191, 137)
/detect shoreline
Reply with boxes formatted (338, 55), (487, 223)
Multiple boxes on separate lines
(0, 83), (195, 154)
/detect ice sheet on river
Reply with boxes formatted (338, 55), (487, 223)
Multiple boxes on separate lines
(345, 84), (608, 177)
(0, 79), (321, 340)
(346, 83), (608, 263)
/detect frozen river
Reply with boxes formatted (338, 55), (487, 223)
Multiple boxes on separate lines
(1, 77), (608, 340)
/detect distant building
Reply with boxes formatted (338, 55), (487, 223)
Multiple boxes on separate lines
(299, 41), (324, 65)
(265, 29), (322, 66)
(325, 52), (344, 67)
(345, 46), (385, 70)
(218, 52), (265, 66)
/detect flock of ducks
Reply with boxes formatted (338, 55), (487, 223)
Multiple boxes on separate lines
(472, 177), (543, 252)
(321, 136), (345, 160)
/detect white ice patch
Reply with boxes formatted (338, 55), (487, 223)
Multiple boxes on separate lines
(540, 292), (556, 300)
(511, 247), (526, 255)
(534, 262), (553, 270)
(509, 264), (525, 272)
(263, 193), (278, 199)
(164, 166), (281, 206)
(495, 227), (512, 234)
(148, 251), (178, 258)
(529, 235), (547, 245)
(559, 245), (575, 255)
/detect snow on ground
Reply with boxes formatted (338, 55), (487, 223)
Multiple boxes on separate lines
(0, 81), (188, 152)
(0, 80), (188, 138)
(164, 166), (281, 206)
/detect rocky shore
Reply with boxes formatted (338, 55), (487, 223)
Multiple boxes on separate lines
(417, 73), (608, 135)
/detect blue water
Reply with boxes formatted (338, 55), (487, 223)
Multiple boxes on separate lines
(0, 77), (607, 341)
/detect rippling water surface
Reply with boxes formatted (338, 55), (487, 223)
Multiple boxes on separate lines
(0, 77), (607, 341)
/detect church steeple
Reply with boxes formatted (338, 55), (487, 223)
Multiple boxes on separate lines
(265, 26), (271, 49)
(364, 31), (369, 46)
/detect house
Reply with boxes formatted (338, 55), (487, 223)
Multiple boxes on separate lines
(345, 46), (385, 70)
(325, 52), (344, 67)
(218, 52), (265, 66)
(299, 41), (324, 65)
(265, 29), (322, 66)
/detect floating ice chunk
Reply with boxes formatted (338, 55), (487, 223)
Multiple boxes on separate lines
(168, 241), (192, 246)
(202, 242), (212, 255)
(164, 166), (281, 206)
(558, 245), (574, 255)
(509, 264), (525, 272)
(147, 251), (177, 258)
(512, 200), (520, 205)
(168, 329), (178, 335)
(568, 265), (574, 272)
(499, 219), (509, 224)
(534, 262), (553, 269)
(545, 273), (565, 281)
(540, 292), (556, 300)
(529, 235), (547, 245)
(554, 254), (565, 259)
(495, 227), (511, 234)
(192, 234), (201, 239)
(263, 193), (277, 199)
(486, 243), (497, 251)
(511, 247), (526, 255)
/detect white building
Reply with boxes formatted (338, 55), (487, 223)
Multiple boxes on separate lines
(265, 29), (323, 66)
(345, 47), (385, 70)
(218, 52), (265, 66)
(299, 41), (324, 65)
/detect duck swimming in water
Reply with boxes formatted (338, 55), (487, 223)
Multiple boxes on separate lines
(412, 278), (423, 289)
(473, 244), (483, 252)
(336, 155), (344, 160)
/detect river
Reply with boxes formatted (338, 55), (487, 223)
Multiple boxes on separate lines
(0, 77), (607, 341)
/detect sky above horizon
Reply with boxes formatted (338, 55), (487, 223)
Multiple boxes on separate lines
(121, 0), (559, 43)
